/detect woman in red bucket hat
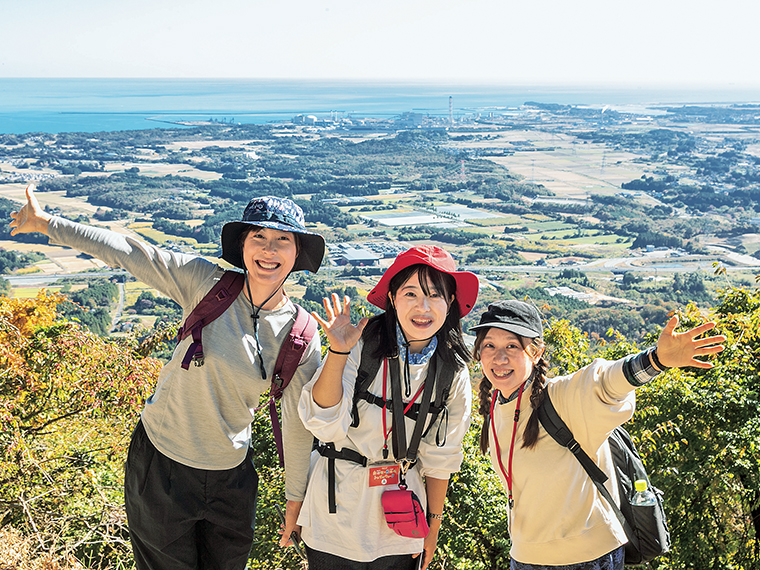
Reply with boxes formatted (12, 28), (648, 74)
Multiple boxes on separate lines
(296, 245), (479, 570)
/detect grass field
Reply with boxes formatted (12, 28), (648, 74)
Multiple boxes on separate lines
(466, 217), (521, 227)
(4, 127), (758, 309)
(130, 225), (198, 247)
(124, 280), (160, 307)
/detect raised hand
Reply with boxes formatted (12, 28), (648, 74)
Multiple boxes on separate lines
(655, 314), (726, 369)
(9, 184), (52, 236)
(312, 293), (368, 354)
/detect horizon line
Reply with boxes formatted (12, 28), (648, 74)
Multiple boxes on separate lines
(2, 77), (760, 90)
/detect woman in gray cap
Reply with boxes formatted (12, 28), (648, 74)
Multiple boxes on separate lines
(10, 184), (324, 570)
(471, 300), (725, 570)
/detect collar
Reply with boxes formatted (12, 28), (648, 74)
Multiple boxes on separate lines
(396, 322), (438, 366)
(497, 375), (534, 405)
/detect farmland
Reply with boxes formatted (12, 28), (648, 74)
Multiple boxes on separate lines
(2, 102), (760, 339)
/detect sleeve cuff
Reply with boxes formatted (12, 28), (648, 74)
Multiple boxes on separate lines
(622, 347), (662, 387)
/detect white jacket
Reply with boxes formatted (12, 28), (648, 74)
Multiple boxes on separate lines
(298, 338), (472, 561)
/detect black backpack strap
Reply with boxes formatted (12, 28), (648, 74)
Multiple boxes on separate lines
(389, 355), (407, 461)
(357, 392), (444, 423)
(321, 347), (444, 513)
(389, 354), (438, 467)
(404, 356), (437, 463)
(314, 441), (367, 514)
(538, 393), (640, 553)
(538, 394), (608, 483)
(423, 354), (457, 445)
(350, 339), (384, 428)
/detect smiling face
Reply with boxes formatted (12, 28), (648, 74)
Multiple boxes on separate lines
(390, 270), (453, 352)
(477, 328), (543, 395)
(241, 226), (298, 298)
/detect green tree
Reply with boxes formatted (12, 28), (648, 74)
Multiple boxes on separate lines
(0, 292), (160, 568)
(629, 296), (760, 568)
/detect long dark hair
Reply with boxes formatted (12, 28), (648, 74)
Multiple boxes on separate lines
(361, 263), (470, 368)
(473, 329), (548, 454)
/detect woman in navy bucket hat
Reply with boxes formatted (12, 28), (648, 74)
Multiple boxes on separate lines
(221, 195), (325, 273)
(10, 186), (324, 570)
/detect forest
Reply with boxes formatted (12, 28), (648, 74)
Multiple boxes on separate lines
(1, 285), (759, 569)
(3, 118), (758, 349)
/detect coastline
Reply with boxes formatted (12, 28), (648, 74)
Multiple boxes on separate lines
(2, 78), (759, 135)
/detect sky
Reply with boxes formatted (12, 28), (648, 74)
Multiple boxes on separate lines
(2, 0), (760, 87)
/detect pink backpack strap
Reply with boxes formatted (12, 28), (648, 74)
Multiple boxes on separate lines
(178, 271), (245, 370)
(268, 305), (318, 466)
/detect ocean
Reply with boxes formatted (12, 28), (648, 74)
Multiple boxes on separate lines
(1, 78), (759, 135)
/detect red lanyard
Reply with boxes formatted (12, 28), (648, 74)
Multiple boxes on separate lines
(490, 381), (526, 509)
(381, 358), (426, 459)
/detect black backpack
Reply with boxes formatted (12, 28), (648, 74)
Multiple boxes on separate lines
(314, 337), (460, 514)
(350, 337), (456, 449)
(538, 392), (671, 565)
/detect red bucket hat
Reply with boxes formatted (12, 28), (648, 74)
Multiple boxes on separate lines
(367, 245), (479, 317)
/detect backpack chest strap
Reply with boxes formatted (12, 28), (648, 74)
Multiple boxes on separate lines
(356, 390), (445, 422)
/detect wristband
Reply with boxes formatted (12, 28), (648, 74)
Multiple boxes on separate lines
(427, 512), (444, 521)
(650, 348), (670, 371)
(328, 347), (351, 355)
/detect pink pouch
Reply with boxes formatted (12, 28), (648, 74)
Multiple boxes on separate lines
(381, 487), (430, 538)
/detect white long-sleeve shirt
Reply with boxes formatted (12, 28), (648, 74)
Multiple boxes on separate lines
(48, 217), (319, 500)
(297, 338), (472, 561)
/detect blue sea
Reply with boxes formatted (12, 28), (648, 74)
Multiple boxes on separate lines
(1, 78), (759, 135)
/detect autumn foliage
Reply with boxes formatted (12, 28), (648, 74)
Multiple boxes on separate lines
(0, 291), (161, 568)
(1, 288), (759, 569)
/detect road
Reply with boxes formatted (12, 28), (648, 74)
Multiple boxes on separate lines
(464, 248), (760, 274)
(110, 280), (126, 333)
(5, 249), (760, 289)
(5, 270), (129, 287)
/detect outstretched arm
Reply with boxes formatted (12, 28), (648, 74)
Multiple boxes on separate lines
(9, 184), (52, 236)
(310, 293), (368, 408)
(655, 314), (726, 369)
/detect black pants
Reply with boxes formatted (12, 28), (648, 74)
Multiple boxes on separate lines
(305, 544), (418, 570)
(124, 421), (259, 570)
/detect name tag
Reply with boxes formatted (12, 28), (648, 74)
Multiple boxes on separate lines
(369, 464), (400, 487)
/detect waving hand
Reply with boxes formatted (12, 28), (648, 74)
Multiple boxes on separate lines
(9, 184), (52, 236)
(312, 293), (368, 354)
(655, 315), (726, 369)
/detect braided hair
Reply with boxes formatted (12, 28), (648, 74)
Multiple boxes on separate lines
(474, 329), (548, 453)
(477, 375), (494, 454)
(521, 355), (548, 449)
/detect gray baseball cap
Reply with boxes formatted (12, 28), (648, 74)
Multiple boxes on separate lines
(470, 300), (543, 338)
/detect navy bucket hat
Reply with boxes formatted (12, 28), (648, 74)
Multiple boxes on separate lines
(220, 196), (325, 273)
